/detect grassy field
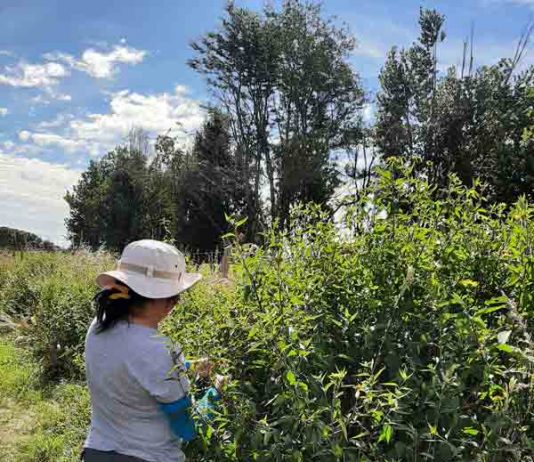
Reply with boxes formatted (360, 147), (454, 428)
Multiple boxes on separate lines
(0, 335), (89, 462)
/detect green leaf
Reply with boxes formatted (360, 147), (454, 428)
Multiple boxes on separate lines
(476, 305), (506, 316)
(371, 410), (383, 423)
(378, 423), (393, 444)
(331, 444), (343, 457)
(484, 295), (508, 306)
(236, 217), (248, 228)
(496, 344), (514, 353)
(286, 371), (296, 386)
(338, 419), (348, 441)
(206, 424), (213, 439)
(462, 427), (479, 436)
(297, 381), (308, 392)
(459, 279), (478, 288)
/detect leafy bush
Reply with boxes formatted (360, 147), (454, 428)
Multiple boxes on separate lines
(163, 162), (533, 461)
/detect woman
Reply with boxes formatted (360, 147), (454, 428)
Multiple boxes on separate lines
(83, 239), (221, 462)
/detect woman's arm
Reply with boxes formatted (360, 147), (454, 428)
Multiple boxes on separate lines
(160, 355), (224, 441)
(159, 383), (222, 442)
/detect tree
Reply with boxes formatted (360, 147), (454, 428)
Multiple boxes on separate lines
(0, 227), (59, 251)
(65, 117), (241, 255)
(467, 63), (534, 203)
(272, 1), (364, 226)
(65, 131), (152, 251)
(375, 8), (534, 202)
(190, 0), (364, 232)
(179, 109), (236, 252)
(375, 8), (446, 183)
(190, 4), (274, 238)
(99, 146), (149, 251)
(65, 158), (110, 249)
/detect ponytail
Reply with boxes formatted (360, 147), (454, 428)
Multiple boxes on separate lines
(93, 281), (149, 333)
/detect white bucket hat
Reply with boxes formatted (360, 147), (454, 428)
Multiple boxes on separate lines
(96, 239), (202, 299)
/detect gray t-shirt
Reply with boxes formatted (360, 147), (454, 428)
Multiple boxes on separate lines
(84, 319), (189, 462)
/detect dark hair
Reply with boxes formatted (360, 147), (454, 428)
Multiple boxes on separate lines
(93, 281), (150, 333)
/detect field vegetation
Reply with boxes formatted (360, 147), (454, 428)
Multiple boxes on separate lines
(1, 164), (532, 461)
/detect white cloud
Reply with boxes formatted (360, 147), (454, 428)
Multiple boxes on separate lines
(0, 43), (146, 95)
(55, 92), (72, 101)
(0, 61), (69, 88)
(0, 50), (14, 57)
(46, 44), (147, 79)
(0, 152), (81, 246)
(78, 45), (146, 78)
(19, 131), (85, 153)
(20, 85), (204, 157)
(353, 40), (388, 59)
(0, 107), (7, 117)
(37, 113), (75, 129)
(0, 84), (200, 247)
(31, 90), (72, 105)
(18, 130), (31, 142)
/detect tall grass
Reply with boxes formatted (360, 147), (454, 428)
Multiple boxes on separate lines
(0, 251), (113, 381)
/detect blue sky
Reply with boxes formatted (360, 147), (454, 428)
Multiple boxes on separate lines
(0, 0), (532, 246)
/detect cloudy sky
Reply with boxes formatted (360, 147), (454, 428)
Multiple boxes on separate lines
(0, 0), (532, 246)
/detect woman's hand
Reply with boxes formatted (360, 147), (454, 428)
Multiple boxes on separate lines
(192, 357), (214, 379)
(189, 358), (229, 393)
(214, 374), (229, 392)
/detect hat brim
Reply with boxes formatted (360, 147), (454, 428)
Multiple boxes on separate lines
(96, 270), (202, 299)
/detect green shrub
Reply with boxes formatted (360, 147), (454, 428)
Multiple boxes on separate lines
(163, 162), (533, 461)
(0, 336), (89, 462)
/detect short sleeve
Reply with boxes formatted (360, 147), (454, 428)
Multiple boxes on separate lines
(127, 339), (190, 404)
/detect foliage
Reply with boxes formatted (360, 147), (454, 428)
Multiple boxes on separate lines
(190, 0), (364, 231)
(3, 162), (534, 460)
(65, 135), (159, 251)
(0, 251), (113, 381)
(0, 336), (89, 462)
(66, 4), (532, 252)
(375, 8), (534, 202)
(16, 384), (90, 462)
(65, 112), (237, 254)
(175, 108), (238, 252)
(162, 161), (533, 461)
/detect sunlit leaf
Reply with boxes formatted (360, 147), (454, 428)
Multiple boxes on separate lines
(378, 424), (393, 444)
(497, 330), (512, 344)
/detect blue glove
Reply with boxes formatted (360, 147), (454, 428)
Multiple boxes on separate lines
(159, 396), (196, 442)
(160, 388), (221, 441)
(196, 387), (221, 421)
